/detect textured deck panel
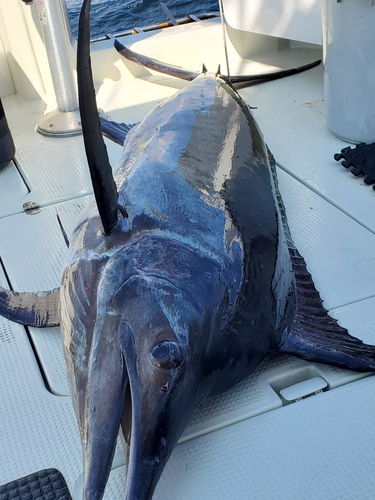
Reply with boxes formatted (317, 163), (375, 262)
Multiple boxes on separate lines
(240, 65), (375, 234)
(0, 196), (92, 395)
(277, 168), (375, 310)
(331, 296), (375, 346)
(0, 161), (28, 205)
(144, 376), (375, 500)
(0, 97), (91, 219)
(0, 268), (81, 489)
(0, 268), (126, 496)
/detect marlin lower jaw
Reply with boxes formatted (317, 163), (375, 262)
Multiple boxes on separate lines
(124, 459), (160, 500)
(124, 420), (185, 500)
(123, 401), (180, 500)
(122, 380), (198, 500)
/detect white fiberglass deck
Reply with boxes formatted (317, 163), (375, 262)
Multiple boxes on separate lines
(1, 20), (375, 500)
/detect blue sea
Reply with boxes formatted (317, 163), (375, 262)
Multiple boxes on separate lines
(66, 0), (218, 39)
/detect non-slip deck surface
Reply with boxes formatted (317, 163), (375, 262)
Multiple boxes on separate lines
(1, 31), (375, 500)
(242, 65), (375, 234)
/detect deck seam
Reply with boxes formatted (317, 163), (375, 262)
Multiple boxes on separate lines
(276, 161), (375, 236)
(0, 192), (94, 221)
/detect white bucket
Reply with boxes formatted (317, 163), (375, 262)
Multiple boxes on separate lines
(322, 0), (375, 143)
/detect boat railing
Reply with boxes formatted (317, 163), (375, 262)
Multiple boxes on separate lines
(91, 12), (220, 42)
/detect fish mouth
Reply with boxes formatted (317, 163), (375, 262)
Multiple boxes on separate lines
(120, 322), (170, 500)
(81, 320), (190, 500)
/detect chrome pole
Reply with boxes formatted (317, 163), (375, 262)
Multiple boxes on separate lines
(35, 0), (82, 136)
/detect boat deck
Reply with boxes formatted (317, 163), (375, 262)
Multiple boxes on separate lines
(1, 18), (375, 500)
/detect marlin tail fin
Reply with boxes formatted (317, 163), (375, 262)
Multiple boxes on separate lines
(0, 287), (60, 327)
(114, 38), (321, 89)
(99, 117), (138, 146)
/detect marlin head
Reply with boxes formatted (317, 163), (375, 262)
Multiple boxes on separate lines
(78, 239), (220, 500)
(116, 277), (200, 500)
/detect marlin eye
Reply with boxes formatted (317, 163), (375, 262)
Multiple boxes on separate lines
(150, 341), (183, 369)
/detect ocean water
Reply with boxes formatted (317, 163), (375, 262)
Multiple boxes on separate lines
(66, 0), (218, 39)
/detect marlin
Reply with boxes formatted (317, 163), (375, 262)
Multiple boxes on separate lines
(0, 1), (375, 499)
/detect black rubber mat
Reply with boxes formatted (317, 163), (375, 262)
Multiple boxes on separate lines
(334, 142), (375, 189)
(0, 468), (72, 500)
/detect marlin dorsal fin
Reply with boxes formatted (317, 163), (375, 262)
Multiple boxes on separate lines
(77, 0), (120, 235)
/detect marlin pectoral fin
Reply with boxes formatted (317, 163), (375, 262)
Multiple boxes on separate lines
(99, 117), (138, 146)
(280, 288), (375, 372)
(268, 148), (375, 372)
(281, 220), (375, 372)
(0, 286), (60, 327)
